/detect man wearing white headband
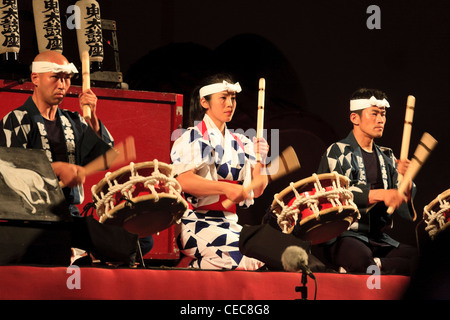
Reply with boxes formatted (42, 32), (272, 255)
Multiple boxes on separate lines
(317, 88), (417, 275)
(0, 50), (114, 215)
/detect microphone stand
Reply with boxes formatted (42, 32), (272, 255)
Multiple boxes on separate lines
(295, 270), (308, 300)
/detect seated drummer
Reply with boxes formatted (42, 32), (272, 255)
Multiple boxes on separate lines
(172, 73), (318, 271)
(171, 73), (269, 270)
(317, 88), (418, 275)
(0, 50), (113, 216)
(0, 51), (151, 263)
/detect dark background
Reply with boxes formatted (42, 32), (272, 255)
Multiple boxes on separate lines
(4, 0), (450, 248)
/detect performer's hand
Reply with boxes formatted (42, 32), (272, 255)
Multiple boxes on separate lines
(79, 89), (100, 133)
(401, 178), (413, 201)
(395, 159), (410, 176)
(383, 189), (408, 213)
(369, 188), (408, 213)
(253, 136), (269, 163)
(224, 183), (251, 204)
(51, 162), (86, 188)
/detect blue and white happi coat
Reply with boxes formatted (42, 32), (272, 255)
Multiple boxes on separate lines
(171, 114), (264, 270)
(0, 96), (114, 214)
(317, 131), (416, 246)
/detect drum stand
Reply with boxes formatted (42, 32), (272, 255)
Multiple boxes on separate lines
(136, 240), (146, 268)
(295, 272), (308, 300)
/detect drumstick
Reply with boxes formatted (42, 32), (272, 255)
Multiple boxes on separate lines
(81, 50), (91, 121)
(398, 95), (416, 181)
(222, 146), (301, 209)
(387, 132), (437, 214)
(59, 136), (136, 188)
(256, 78), (265, 162)
(84, 136), (136, 176)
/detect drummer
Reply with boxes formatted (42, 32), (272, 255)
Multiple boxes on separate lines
(317, 88), (418, 275)
(0, 51), (151, 264)
(170, 73), (270, 270)
(0, 50), (113, 215)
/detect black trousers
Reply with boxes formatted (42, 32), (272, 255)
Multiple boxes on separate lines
(324, 236), (418, 275)
(71, 216), (138, 265)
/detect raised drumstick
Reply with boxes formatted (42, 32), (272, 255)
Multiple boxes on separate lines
(222, 146), (300, 209)
(399, 95), (415, 180)
(387, 132), (437, 215)
(81, 50), (91, 121)
(256, 78), (265, 162)
(59, 136), (136, 188)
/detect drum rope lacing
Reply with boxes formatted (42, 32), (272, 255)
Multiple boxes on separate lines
(423, 195), (450, 238)
(273, 172), (357, 233)
(92, 160), (185, 223)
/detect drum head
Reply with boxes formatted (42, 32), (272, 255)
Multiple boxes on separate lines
(104, 195), (186, 237)
(294, 207), (357, 245)
(271, 173), (358, 244)
(271, 173), (351, 214)
(92, 161), (175, 197)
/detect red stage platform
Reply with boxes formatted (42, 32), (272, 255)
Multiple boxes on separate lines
(0, 265), (410, 300)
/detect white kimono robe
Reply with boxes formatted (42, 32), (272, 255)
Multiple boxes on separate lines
(171, 114), (264, 270)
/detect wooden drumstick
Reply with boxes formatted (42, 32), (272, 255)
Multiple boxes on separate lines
(399, 95), (416, 180)
(256, 78), (265, 162)
(81, 51), (91, 121)
(222, 145), (300, 209)
(59, 136), (136, 188)
(387, 132), (437, 214)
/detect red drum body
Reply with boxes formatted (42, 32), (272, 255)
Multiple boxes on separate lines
(423, 188), (450, 239)
(92, 160), (187, 237)
(271, 172), (359, 245)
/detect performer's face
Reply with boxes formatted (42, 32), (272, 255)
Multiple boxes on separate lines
(354, 106), (386, 138)
(33, 72), (72, 105)
(202, 91), (237, 127)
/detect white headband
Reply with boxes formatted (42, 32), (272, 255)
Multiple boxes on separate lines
(199, 81), (242, 98)
(31, 61), (79, 74)
(350, 96), (390, 111)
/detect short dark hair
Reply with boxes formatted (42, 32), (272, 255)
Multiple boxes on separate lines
(350, 88), (388, 118)
(350, 88), (387, 101)
(188, 73), (235, 126)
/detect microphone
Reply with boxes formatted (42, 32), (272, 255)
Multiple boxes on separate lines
(281, 245), (316, 280)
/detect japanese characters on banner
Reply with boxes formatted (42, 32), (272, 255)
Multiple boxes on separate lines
(75, 0), (104, 64)
(0, 0), (20, 56)
(33, 0), (63, 53)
